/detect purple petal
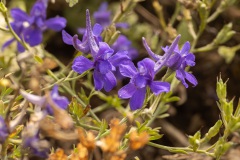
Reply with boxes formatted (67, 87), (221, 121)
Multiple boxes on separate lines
(30, 0), (47, 18)
(72, 35), (89, 53)
(130, 87), (146, 110)
(17, 42), (25, 53)
(119, 62), (137, 78)
(50, 85), (69, 111)
(142, 37), (160, 61)
(109, 51), (131, 67)
(103, 71), (117, 92)
(155, 35), (181, 72)
(97, 42), (114, 59)
(150, 81), (170, 95)
(185, 71), (198, 87)
(20, 90), (46, 106)
(137, 58), (155, 79)
(86, 9), (99, 56)
(93, 23), (103, 36)
(180, 41), (191, 55)
(23, 27), (42, 46)
(99, 60), (112, 74)
(93, 70), (104, 91)
(2, 39), (15, 51)
(10, 8), (30, 22)
(176, 70), (188, 88)
(166, 53), (183, 70)
(72, 56), (94, 74)
(132, 74), (146, 88)
(62, 30), (73, 45)
(44, 17), (66, 31)
(185, 54), (195, 66)
(115, 22), (129, 28)
(118, 83), (137, 99)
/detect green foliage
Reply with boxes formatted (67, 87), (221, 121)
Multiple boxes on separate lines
(65, 0), (79, 7)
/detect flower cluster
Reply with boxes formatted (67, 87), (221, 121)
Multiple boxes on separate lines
(62, 8), (197, 110)
(2, 0), (66, 52)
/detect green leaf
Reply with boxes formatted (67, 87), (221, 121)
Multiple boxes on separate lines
(65, 0), (78, 7)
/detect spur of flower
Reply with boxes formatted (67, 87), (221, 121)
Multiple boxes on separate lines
(62, 9), (103, 54)
(143, 35), (198, 88)
(20, 85), (69, 115)
(118, 58), (170, 110)
(2, 0), (66, 52)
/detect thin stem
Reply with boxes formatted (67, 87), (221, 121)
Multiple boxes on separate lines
(0, 25), (9, 32)
(47, 69), (101, 123)
(169, 2), (180, 26)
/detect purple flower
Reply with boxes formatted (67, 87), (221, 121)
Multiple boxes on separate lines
(93, 2), (128, 29)
(118, 58), (170, 110)
(20, 85), (69, 115)
(22, 123), (49, 158)
(62, 10), (103, 54)
(111, 35), (138, 59)
(2, 0), (66, 52)
(72, 42), (130, 92)
(143, 35), (198, 88)
(0, 116), (9, 144)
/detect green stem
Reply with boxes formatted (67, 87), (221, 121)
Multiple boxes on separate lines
(0, 25), (9, 32)
(148, 142), (214, 157)
(47, 69), (101, 123)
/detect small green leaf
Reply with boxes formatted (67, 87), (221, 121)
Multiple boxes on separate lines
(65, 0), (78, 7)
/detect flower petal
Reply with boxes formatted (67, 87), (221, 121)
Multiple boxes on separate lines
(97, 42), (114, 59)
(99, 60), (112, 74)
(166, 53), (183, 70)
(93, 23), (103, 36)
(72, 56), (94, 74)
(137, 58), (155, 79)
(20, 90), (46, 107)
(118, 83), (137, 99)
(142, 37), (161, 61)
(176, 69), (188, 88)
(93, 70), (104, 91)
(72, 35), (89, 53)
(109, 51), (131, 67)
(130, 87), (146, 110)
(180, 41), (191, 55)
(23, 27), (42, 46)
(150, 81), (170, 95)
(62, 30), (73, 45)
(119, 62), (137, 78)
(11, 8), (30, 22)
(2, 39), (15, 51)
(17, 42), (25, 53)
(44, 17), (66, 31)
(185, 71), (198, 87)
(103, 71), (117, 92)
(86, 9), (99, 56)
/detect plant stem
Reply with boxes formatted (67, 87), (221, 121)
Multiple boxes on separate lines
(47, 69), (101, 123)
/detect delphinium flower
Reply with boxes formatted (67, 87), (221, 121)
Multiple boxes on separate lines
(2, 0), (66, 52)
(118, 58), (170, 110)
(22, 122), (50, 158)
(20, 85), (69, 115)
(0, 116), (9, 144)
(71, 10), (131, 92)
(62, 10), (103, 54)
(93, 2), (128, 29)
(111, 35), (138, 60)
(142, 35), (198, 88)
